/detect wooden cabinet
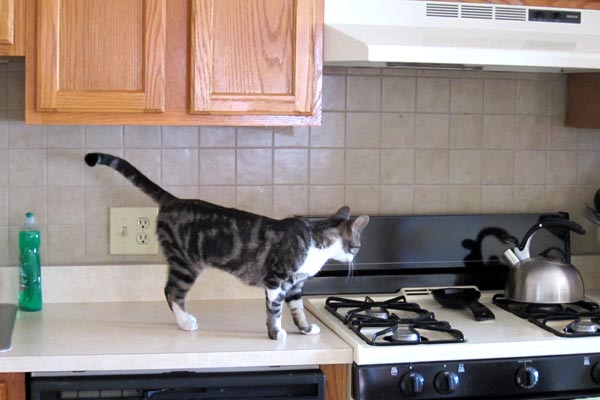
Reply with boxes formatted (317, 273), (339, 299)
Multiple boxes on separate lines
(0, 0), (24, 56)
(0, 373), (25, 400)
(566, 73), (600, 129)
(25, 0), (323, 126)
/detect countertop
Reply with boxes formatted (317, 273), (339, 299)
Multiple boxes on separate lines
(0, 299), (352, 373)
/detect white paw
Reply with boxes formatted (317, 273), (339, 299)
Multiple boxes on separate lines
(276, 329), (288, 340)
(302, 324), (320, 335)
(178, 314), (198, 331)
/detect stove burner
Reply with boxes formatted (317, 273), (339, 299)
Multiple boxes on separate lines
(388, 324), (420, 343)
(565, 318), (599, 334)
(365, 307), (389, 320)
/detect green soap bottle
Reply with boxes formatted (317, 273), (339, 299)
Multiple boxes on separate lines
(18, 212), (42, 311)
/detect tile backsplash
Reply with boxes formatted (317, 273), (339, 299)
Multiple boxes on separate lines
(1, 58), (600, 266)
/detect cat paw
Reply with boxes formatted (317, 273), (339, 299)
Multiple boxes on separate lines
(178, 314), (198, 331)
(301, 324), (321, 335)
(269, 328), (288, 340)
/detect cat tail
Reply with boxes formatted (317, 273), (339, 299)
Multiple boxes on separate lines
(85, 152), (176, 205)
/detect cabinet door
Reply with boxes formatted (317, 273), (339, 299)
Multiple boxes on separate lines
(0, 0), (24, 55)
(37, 0), (166, 113)
(190, 0), (322, 115)
(0, 374), (25, 400)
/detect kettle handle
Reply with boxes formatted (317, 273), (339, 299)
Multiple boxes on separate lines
(517, 219), (586, 252)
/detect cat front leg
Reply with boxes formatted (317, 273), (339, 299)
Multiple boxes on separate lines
(265, 288), (287, 340)
(285, 282), (320, 335)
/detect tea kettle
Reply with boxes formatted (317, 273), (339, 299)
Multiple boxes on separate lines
(502, 219), (586, 304)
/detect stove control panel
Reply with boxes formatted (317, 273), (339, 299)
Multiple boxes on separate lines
(353, 354), (600, 400)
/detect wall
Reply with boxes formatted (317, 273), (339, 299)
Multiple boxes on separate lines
(1, 58), (600, 267)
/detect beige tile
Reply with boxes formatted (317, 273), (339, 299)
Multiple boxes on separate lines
(383, 68), (417, 77)
(85, 126), (122, 148)
(481, 186), (514, 213)
(517, 72), (549, 81)
(548, 78), (566, 117)
(449, 114), (483, 149)
(162, 149), (198, 186)
(309, 186), (345, 216)
(546, 185), (578, 213)
(199, 149), (235, 185)
(415, 150), (448, 184)
(346, 113), (380, 148)
(485, 72), (517, 79)
(415, 114), (449, 149)
(273, 186), (309, 218)
(274, 127), (309, 147)
(448, 186), (481, 213)
(123, 149), (161, 184)
(451, 79), (483, 114)
(85, 187), (123, 225)
(0, 227), (8, 266)
(416, 78), (450, 113)
(381, 113), (415, 148)
(484, 79), (516, 114)
(47, 149), (85, 186)
(578, 151), (600, 185)
(236, 186), (273, 216)
(9, 149), (46, 186)
(450, 70), (485, 79)
(547, 151), (577, 184)
(199, 186), (236, 208)
(578, 129), (600, 151)
(310, 149), (345, 184)
(200, 127), (236, 148)
(162, 126), (199, 148)
(237, 127), (273, 147)
(47, 126), (85, 148)
(483, 115), (516, 149)
(482, 150), (514, 185)
(0, 112), (8, 148)
(346, 149), (380, 184)
(310, 112), (345, 147)
(0, 186), (7, 225)
(548, 117), (578, 150)
(380, 185), (413, 214)
(323, 75), (346, 111)
(515, 150), (546, 184)
(382, 76), (416, 112)
(418, 70), (450, 78)
(7, 70), (24, 110)
(47, 225), (86, 264)
(449, 150), (481, 184)
(0, 72), (6, 110)
(86, 224), (123, 263)
(8, 112), (46, 148)
(347, 75), (381, 111)
(274, 149), (308, 184)
(85, 148), (124, 186)
(414, 186), (447, 214)
(0, 150), (6, 186)
(348, 67), (381, 76)
(515, 185), (546, 212)
(381, 149), (414, 184)
(123, 126), (161, 148)
(323, 66), (346, 75)
(345, 185), (379, 214)
(516, 115), (547, 150)
(517, 79), (548, 115)
(165, 186), (198, 199)
(237, 148), (272, 185)
(9, 186), (47, 225)
(123, 186), (158, 206)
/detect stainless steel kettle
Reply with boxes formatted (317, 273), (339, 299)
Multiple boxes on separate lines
(502, 219), (586, 304)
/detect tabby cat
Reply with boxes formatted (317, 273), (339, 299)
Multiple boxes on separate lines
(85, 153), (369, 340)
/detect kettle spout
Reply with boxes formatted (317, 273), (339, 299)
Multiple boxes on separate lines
(502, 249), (521, 268)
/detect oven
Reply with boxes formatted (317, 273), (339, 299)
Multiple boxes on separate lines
(304, 213), (600, 399)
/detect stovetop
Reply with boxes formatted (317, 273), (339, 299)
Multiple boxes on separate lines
(304, 288), (600, 366)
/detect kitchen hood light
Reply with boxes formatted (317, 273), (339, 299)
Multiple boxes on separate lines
(386, 62), (483, 71)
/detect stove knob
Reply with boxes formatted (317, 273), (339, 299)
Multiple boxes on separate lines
(591, 362), (600, 384)
(515, 366), (540, 389)
(399, 372), (425, 395)
(434, 371), (460, 394)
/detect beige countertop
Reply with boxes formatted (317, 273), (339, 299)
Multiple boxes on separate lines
(0, 299), (352, 373)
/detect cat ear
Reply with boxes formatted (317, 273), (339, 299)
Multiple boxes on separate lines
(351, 215), (370, 234)
(333, 206), (350, 220)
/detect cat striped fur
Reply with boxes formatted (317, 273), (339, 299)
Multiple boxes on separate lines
(85, 152), (369, 340)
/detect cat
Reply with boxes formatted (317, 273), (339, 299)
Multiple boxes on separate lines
(84, 152), (369, 340)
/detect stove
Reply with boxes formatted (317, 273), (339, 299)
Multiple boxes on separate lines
(303, 213), (600, 399)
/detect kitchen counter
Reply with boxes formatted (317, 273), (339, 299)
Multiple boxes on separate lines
(0, 299), (352, 373)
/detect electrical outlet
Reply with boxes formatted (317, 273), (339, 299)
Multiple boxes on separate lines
(109, 207), (159, 255)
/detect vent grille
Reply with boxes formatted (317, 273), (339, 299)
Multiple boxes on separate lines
(426, 2), (528, 22)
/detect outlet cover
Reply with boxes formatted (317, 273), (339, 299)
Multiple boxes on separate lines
(109, 207), (159, 255)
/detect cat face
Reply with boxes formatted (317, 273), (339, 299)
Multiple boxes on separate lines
(332, 213), (370, 263)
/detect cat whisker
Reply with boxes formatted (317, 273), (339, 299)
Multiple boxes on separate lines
(346, 259), (355, 280)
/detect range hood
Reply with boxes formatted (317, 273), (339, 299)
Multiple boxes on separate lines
(324, 0), (600, 72)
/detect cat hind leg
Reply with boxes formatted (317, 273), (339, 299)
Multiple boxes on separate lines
(265, 287), (287, 340)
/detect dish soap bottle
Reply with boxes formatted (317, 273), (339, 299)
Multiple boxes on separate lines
(18, 212), (42, 311)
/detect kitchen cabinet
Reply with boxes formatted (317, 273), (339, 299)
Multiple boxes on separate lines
(25, 0), (323, 126)
(566, 73), (600, 129)
(321, 364), (349, 400)
(0, 0), (24, 56)
(0, 373), (25, 400)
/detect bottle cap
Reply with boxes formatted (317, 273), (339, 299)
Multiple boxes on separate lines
(24, 212), (36, 227)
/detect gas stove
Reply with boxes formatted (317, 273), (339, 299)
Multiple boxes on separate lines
(303, 212), (600, 399)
